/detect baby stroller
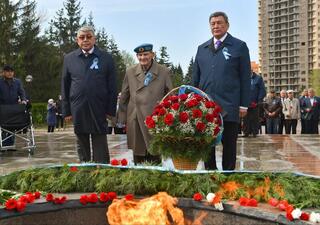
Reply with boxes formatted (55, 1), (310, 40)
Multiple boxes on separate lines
(0, 104), (36, 154)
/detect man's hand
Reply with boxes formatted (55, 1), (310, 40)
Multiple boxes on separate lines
(239, 108), (247, 118)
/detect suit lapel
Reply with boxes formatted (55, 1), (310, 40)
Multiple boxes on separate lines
(136, 61), (159, 91)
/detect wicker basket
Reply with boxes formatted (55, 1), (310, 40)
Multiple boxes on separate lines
(172, 157), (198, 170)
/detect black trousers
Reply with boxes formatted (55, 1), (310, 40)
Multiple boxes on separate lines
(76, 134), (110, 163)
(205, 121), (239, 170)
(305, 119), (319, 134)
(243, 107), (259, 135)
(284, 119), (297, 134)
(56, 115), (64, 128)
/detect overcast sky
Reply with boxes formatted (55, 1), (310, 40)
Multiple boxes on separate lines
(35, 0), (258, 73)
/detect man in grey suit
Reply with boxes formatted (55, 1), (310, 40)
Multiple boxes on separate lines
(61, 26), (117, 163)
(192, 11), (251, 170)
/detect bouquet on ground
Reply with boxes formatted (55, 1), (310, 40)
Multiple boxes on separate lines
(145, 86), (223, 162)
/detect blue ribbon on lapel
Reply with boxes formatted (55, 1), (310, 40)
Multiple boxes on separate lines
(144, 72), (153, 86)
(222, 47), (231, 60)
(90, 57), (99, 69)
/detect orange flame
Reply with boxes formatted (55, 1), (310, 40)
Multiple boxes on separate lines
(107, 192), (184, 225)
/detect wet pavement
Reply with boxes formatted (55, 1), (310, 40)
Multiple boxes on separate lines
(0, 128), (319, 177)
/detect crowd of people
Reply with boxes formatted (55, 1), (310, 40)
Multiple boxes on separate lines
(1, 11), (320, 170)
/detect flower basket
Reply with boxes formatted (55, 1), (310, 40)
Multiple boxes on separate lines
(145, 85), (223, 167)
(172, 157), (198, 170)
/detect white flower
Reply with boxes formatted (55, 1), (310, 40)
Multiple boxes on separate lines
(206, 193), (215, 202)
(214, 202), (224, 211)
(310, 212), (320, 223)
(291, 208), (302, 219)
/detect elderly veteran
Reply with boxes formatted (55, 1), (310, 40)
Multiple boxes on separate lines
(118, 43), (173, 165)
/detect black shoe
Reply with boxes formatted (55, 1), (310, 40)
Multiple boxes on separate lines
(243, 134), (249, 137)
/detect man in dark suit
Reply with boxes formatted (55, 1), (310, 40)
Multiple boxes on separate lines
(192, 11), (251, 170)
(300, 88), (320, 134)
(61, 26), (117, 163)
(243, 71), (266, 137)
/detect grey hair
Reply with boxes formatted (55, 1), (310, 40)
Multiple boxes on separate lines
(209, 11), (229, 24)
(77, 26), (95, 36)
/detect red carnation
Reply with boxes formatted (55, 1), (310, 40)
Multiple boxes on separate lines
(186, 99), (199, 108)
(120, 158), (128, 166)
(214, 126), (220, 136)
(247, 198), (258, 207)
(162, 100), (171, 108)
(300, 212), (310, 221)
(34, 191), (41, 199)
(125, 194), (134, 201)
(26, 193), (35, 203)
(196, 121), (206, 132)
(145, 116), (155, 129)
(192, 109), (202, 118)
(286, 211), (294, 221)
(111, 159), (120, 166)
(15, 200), (26, 212)
(19, 195), (28, 204)
(205, 101), (215, 108)
(268, 198), (278, 207)
(194, 94), (203, 101)
(99, 192), (109, 202)
(164, 113), (174, 126)
(107, 192), (117, 200)
(54, 196), (67, 204)
(179, 112), (189, 123)
(80, 195), (88, 205)
(171, 103), (180, 110)
(205, 113), (214, 122)
(46, 193), (54, 202)
(249, 102), (257, 108)
(158, 107), (166, 116)
(239, 197), (249, 206)
(193, 193), (202, 201)
(214, 105), (222, 114)
(70, 166), (78, 172)
(5, 198), (17, 210)
(179, 94), (188, 101)
(169, 95), (179, 102)
(88, 193), (98, 203)
(278, 200), (288, 211)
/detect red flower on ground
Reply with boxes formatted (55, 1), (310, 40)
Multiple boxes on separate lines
(268, 198), (279, 207)
(19, 196), (29, 204)
(46, 193), (54, 202)
(5, 199), (17, 210)
(145, 116), (155, 129)
(107, 192), (117, 200)
(164, 113), (174, 126)
(239, 197), (249, 206)
(193, 193), (203, 201)
(247, 198), (258, 207)
(99, 192), (109, 202)
(34, 191), (41, 199)
(54, 196), (67, 204)
(70, 166), (78, 172)
(300, 212), (310, 221)
(80, 195), (88, 205)
(26, 193), (35, 203)
(15, 200), (26, 212)
(278, 200), (288, 211)
(286, 211), (294, 221)
(120, 158), (128, 166)
(125, 194), (134, 201)
(212, 193), (221, 204)
(110, 159), (120, 166)
(179, 112), (189, 123)
(88, 193), (98, 203)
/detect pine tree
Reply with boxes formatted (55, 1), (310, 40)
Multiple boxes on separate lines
(172, 64), (184, 87)
(184, 57), (194, 85)
(96, 27), (109, 50)
(0, 0), (21, 64)
(156, 46), (172, 68)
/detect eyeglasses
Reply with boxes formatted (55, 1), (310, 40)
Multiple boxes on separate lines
(78, 35), (93, 40)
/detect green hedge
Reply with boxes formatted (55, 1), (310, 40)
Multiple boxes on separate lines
(30, 103), (47, 126)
